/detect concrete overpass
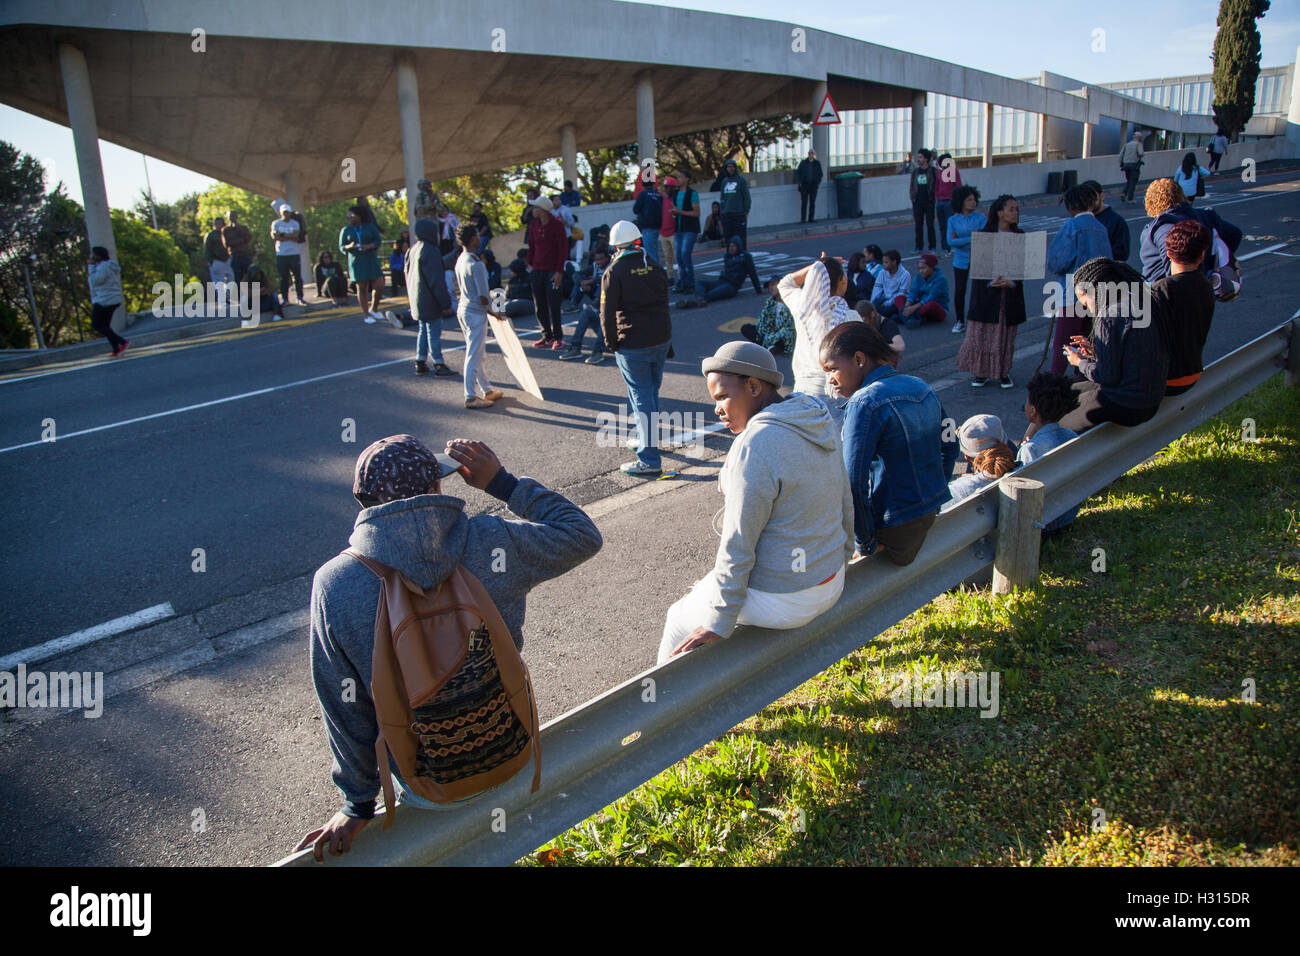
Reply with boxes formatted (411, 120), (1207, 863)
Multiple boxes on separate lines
(0, 0), (1211, 268)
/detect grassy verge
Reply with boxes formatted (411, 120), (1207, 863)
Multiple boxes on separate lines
(523, 375), (1300, 866)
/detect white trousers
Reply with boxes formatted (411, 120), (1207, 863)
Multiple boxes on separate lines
(658, 566), (845, 664)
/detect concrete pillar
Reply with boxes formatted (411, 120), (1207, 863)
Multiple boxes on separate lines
(811, 80), (830, 215)
(560, 123), (578, 194)
(635, 72), (656, 172)
(983, 102), (994, 168)
(1037, 113), (1048, 163)
(58, 43), (121, 330)
(910, 90), (926, 158)
(395, 52), (425, 237)
(283, 169), (311, 300)
(1286, 45), (1300, 154)
(1080, 88), (1093, 159)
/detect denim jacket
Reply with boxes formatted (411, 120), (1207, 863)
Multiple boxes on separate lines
(841, 365), (951, 553)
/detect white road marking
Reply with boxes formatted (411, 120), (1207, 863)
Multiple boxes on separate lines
(1238, 243), (1288, 260)
(0, 602), (175, 671)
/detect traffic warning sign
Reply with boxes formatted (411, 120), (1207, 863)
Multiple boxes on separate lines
(813, 92), (840, 125)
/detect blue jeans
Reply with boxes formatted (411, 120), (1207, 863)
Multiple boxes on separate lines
(937, 204), (953, 252)
(700, 279), (738, 302)
(415, 318), (445, 364)
(640, 228), (661, 264)
(569, 304), (605, 351)
(614, 341), (670, 470)
(675, 232), (697, 288)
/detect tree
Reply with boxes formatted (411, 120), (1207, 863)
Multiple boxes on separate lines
(1211, 0), (1271, 139)
(579, 145), (638, 204)
(136, 190), (205, 280)
(654, 115), (811, 185)
(109, 209), (191, 313)
(0, 141), (48, 259)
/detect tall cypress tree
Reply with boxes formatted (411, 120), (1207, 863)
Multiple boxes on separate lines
(1210, 0), (1270, 140)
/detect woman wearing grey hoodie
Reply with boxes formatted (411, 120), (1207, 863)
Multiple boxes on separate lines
(88, 246), (129, 356)
(659, 341), (854, 662)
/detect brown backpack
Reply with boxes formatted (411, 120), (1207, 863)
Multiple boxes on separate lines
(345, 549), (540, 829)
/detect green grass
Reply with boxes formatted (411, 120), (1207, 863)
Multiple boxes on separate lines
(523, 376), (1300, 867)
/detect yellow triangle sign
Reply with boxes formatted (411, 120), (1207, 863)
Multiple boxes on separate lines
(814, 92), (840, 125)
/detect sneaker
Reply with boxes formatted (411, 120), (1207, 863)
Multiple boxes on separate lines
(620, 461), (662, 477)
(999, 375), (1015, 389)
(483, 388), (505, 402)
(385, 310), (404, 329)
(531, 337), (552, 349)
(368, 310), (385, 322)
(111, 340), (130, 357)
(951, 321), (965, 334)
(465, 397), (493, 409)
(432, 363), (456, 377)
(585, 350), (607, 365)
(971, 377), (989, 387)
(414, 359), (428, 376)
(550, 339), (565, 350)
(557, 346), (583, 361)
(625, 436), (640, 450)
(363, 315), (378, 324)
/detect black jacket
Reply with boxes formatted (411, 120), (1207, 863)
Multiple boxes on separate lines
(796, 158), (824, 191)
(966, 277), (1027, 326)
(601, 248), (671, 351)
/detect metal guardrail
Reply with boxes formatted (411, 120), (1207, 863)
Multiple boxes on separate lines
(276, 318), (1297, 867)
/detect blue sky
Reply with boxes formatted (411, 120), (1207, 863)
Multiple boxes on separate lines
(3, 0), (1296, 208)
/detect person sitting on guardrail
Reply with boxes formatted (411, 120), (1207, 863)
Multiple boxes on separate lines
(1058, 258), (1168, 432)
(821, 322), (950, 565)
(1014, 371), (1081, 533)
(944, 415), (1017, 508)
(658, 342), (853, 663)
(1152, 220), (1216, 397)
(298, 435), (602, 861)
(1138, 178), (1242, 285)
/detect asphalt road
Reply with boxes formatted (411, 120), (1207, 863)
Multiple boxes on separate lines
(0, 167), (1297, 865)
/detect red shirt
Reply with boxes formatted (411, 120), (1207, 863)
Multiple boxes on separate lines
(526, 215), (569, 273)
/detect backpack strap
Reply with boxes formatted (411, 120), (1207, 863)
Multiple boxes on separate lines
(343, 548), (402, 829)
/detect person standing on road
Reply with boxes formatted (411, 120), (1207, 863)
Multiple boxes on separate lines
(340, 205), (385, 323)
(525, 195), (569, 349)
(797, 148), (824, 223)
(1206, 129), (1229, 173)
(909, 150), (938, 253)
(659, 177), (678, 285)
(672, 169), (701, 294)
(601, 220), (672, 477)
(87, 246), (129, 357)
(959, 193), (1026, 389)
(205, 216), (235, 307)
(296, 434), (601, 861)
(272, 202), (306, 306)
(468, 201), (493, 255)
(1119, 129), (1145, 203)
(632, 176), (664, 266)
(396, 218), (456, 379)
(222, 210), (253, 284)
(935, 153), (961, 255)
(1173, 151), (1212, 206)
(1047, 184), (1112, 376)
(1083, 180), (1129, 263)
(946, 184), (985, 333)
(657, 341), (852, 662)
(711, 159), (752, 248)
(455, 224), (507, 409)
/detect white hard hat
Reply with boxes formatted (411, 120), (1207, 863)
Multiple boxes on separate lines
(609, 220), (641, 247)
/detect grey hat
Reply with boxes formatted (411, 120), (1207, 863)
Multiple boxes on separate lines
(701, 341), (783, 389)
(958, 414), (1006, 458)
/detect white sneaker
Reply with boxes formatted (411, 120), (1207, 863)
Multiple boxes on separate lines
(368, 310), (384, 322)
(384, 310), (403, 329)
(363, 315), (377, 324)
(951, 321), (965, 334)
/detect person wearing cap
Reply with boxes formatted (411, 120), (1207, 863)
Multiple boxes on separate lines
(898, 253), (950, 330)
(657, 342), (853, 662)
(271, 201), (306, 305)
(820, 322), (950, 565)
(526, 195), (570, 349)
(601, 220), (672, 476)
(299, 434), (602, 859)
(796, 149), (824, 223)
(710, 159), (752, 248)
(943, 414), (1018, 507)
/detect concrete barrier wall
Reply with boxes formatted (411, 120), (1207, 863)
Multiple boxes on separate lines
(565, 139), (1296, 241)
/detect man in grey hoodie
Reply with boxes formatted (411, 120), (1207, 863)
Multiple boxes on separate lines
(658, 342), (854, 663)
(385, 218), (456, 377)
(297, 434), (602, 860)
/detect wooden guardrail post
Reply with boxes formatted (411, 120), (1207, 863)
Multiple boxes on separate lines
(992, 476), (1045, 594)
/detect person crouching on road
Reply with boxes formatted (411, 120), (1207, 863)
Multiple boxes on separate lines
(658, 342), (854, 663)
(296, 434), (601, 860)
(601, 220), (673, 477)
